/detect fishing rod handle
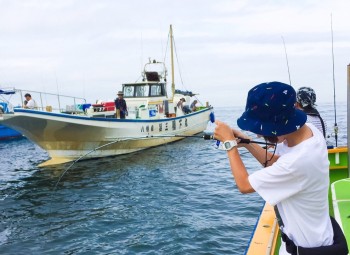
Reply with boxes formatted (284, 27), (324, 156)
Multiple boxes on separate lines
(237, 137), (251, 144)
(203, 133), (215, 140)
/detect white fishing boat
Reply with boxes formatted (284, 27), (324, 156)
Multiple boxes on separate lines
(0, 25), (213, 166)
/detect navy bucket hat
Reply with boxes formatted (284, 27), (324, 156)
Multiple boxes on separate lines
(237, 81), (307, 136)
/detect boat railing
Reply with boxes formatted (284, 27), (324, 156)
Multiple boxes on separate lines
(1, 88), (87, 114)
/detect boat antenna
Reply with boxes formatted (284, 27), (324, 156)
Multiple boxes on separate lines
(331, 13), (338, 147)
(170, 24), (175, 99)
(54, 71), (61, 112)
(140, 31), (144, 73)
(281, 36), (292, 86)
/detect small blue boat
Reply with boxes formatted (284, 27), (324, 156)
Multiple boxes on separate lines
(0, 89), (22, 140)
(0, 124), (22, 140)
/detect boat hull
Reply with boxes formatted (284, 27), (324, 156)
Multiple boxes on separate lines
(1, 108), (212, 165)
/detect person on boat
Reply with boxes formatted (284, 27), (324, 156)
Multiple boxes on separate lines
(214, 82), (348, 255)
(190, 100), (198, 112)
(296, 86), (327, 138)
(114, 91), (127, 119)
(177, 98), (191, 114)
(23, 93), (37, 109)
(177, 98), (185, 109)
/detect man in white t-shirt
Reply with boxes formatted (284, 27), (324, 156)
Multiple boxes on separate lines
(214, 82), (348, 254)
(24, 93), (37, 109)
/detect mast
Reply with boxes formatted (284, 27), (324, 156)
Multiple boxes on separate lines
(170, 24), (175, 99)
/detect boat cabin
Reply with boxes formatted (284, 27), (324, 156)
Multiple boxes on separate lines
(85, 59), (199, 120)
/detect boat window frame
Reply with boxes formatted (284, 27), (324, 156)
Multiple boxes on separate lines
(135, 85), (149, 97)
(150, 84), (163, 96)
(123, 85), (135, 97)
(123, 83), (167, 98)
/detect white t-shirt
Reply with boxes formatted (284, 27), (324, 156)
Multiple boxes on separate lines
(26, 99), (37, 109)
(307, 115), (327, 137)
(248, 124), (333, 254)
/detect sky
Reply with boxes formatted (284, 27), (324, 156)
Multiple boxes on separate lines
(0, 0), (349, 108)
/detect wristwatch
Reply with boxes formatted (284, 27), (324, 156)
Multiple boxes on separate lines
(223, 140), (237, 151)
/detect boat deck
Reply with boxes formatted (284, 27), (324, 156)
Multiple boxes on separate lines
(245, 203), (279, 255)
(332, 178), (350, 246)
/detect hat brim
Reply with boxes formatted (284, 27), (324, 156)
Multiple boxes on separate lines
(237, 108), (307, 136)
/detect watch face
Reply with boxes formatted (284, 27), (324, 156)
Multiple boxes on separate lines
(224, 142), (231, 149)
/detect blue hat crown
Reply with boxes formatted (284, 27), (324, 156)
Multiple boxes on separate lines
(237, 82), (307, 136)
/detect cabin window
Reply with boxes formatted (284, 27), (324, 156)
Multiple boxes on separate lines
(124, 86), (134, 97)
(135, 85), (149, 97)
(150, 85), (162, 96)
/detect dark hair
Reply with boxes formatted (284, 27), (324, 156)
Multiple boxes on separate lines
(263, 136), (279, 144)
(24, 93), (31, 97)
(302, 105), (320, 115)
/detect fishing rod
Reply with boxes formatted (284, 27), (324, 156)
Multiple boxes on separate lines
(330, 13), (338, 147)
(147, 133), (275, 146)
(281, 36), (292, 86)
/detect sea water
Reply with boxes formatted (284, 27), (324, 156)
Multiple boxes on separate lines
(0, 102), (347, 255)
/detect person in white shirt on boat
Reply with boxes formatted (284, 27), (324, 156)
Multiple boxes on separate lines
(177, 98), (185, 109)
(296, 86), (327, 138)
(177, 98), (191, 114)
(214, 82), (348, 255)
(23, 93), (37, 109)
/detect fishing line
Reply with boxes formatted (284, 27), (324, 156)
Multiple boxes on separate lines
(49, 136), (152, 236)
(53, 135), (192, 187)
(53, 111), (214, 186)
(330, 13), (338, 147)
(281, 36), (292, 86)
(53, 133), (273, 187)
(54, 136), (148, 188)
(48, 125), (272, 239)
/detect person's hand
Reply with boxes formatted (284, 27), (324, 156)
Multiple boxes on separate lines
(214, 120), (235, 142)
(232, 129), (250, 141)
(214, 120), (251, 148)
